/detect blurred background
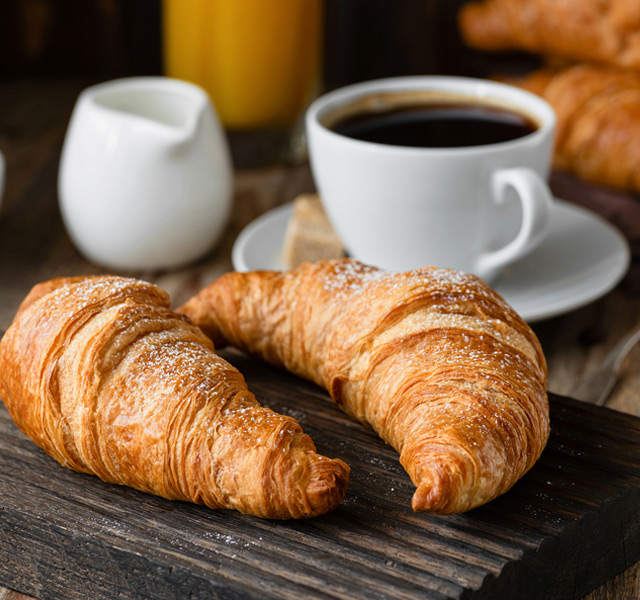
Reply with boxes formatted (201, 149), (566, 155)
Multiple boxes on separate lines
(0, 0), (542, 81)
(0, 0), (542, 166)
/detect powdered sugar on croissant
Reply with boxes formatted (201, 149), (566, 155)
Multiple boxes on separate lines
(179, 259), (549, 514)
(0, 276), (349, 519)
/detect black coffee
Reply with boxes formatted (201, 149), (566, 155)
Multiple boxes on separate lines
(331, 102), (538, 148)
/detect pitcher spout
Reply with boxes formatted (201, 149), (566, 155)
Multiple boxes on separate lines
(86, 77), (217, 150)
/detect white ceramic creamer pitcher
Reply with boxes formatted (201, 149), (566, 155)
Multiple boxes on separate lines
(59, 77), (233, 271)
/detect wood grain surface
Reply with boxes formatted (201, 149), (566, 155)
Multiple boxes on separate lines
(1, 349), (640, 600)
(0, 79), (639, 599)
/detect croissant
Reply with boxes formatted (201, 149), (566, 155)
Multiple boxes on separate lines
(502, 63), (640, 191)
(178, 260), (549, 514)
(0, 276), (349, 519)
(458, 0), (640, 71)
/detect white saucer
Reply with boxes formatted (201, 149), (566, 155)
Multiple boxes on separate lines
(232, 199), (630, 323)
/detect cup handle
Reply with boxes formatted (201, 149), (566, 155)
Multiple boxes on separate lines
(476, 167), (553, 279)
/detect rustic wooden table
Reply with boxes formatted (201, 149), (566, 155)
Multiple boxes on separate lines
(0, 80), (638, 600)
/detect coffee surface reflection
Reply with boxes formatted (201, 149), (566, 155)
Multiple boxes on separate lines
(331, 102), (538, 148)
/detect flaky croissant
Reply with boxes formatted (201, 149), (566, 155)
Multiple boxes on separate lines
(178, 260), (549, 514)
(502, 63), (640, 191)
(459, 0), (640, 71)
(0, 276), (349, 519)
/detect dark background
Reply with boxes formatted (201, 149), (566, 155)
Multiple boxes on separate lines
(0, 0), (539, 89)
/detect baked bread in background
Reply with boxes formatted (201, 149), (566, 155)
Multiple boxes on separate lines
(502, 64), (640, 192)
(459, 0), (640, 71)
(460, 0), (640, 192)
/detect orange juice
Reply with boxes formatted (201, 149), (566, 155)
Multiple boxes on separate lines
(163, 0), (323, 130)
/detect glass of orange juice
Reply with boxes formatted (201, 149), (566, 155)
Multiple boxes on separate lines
(163, 0), (323, 164)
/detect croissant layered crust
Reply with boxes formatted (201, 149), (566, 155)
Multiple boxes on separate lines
(179, 260), (549, 514)
(0, 276), (349, 519)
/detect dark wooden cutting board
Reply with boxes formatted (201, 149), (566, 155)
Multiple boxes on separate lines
(1, 348), (639, 600)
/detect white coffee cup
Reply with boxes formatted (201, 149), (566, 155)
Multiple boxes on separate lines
(59, 77), (233, 271)
(305, 76), (556, 282)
